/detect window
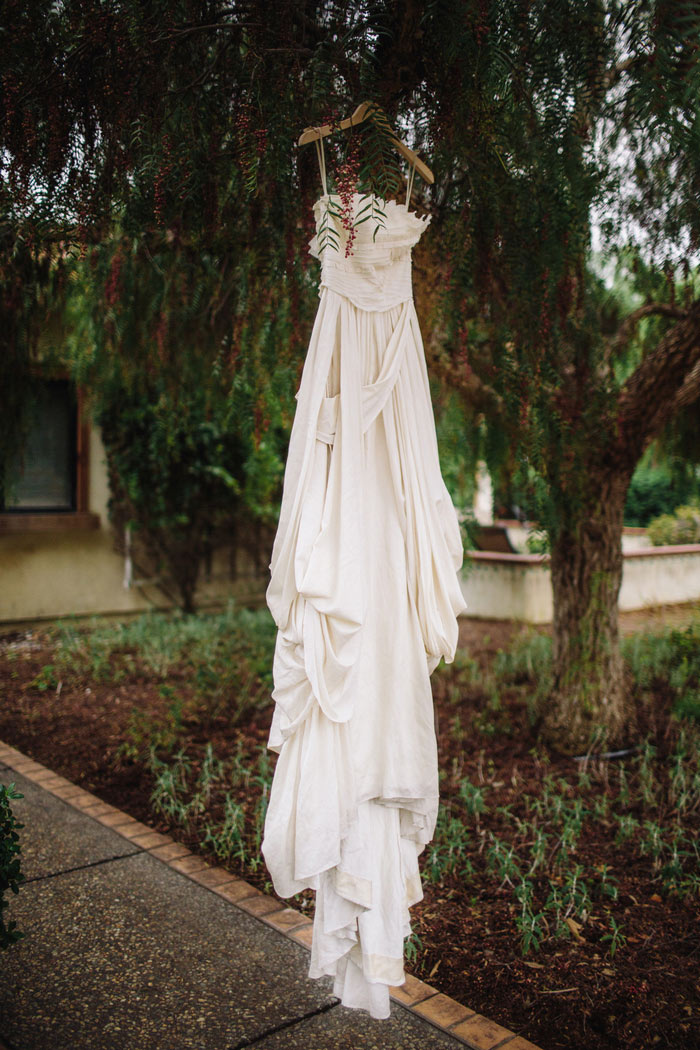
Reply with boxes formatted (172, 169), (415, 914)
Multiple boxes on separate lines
(0, 375), (98, 532)
(2, 379), (77, 511)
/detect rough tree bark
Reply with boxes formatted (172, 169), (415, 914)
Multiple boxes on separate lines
(539, 301), (700, 755)
(543, 474), (632, 755)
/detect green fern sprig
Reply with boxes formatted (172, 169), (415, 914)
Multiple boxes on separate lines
(316, 199), (341, 254)
(353, 192), (387, 242)
(357, 102), (403, 203)
(311, 103), (409, 252)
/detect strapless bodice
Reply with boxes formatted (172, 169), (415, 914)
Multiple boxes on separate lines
(309, 192), (431, 311)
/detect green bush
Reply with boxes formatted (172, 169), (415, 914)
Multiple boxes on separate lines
(65, 234), (299, 615)
(96, 388), (250, 613)
(647, 502), (700, 546)
(624, 462), (700, 528)
(526, 529), (550, 554)
(0, 782), (26, 950)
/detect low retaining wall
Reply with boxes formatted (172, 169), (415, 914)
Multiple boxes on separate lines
(461, 544), (700, 623)
(2, 496), (696, 627)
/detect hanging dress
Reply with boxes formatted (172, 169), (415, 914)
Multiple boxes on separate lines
(261, 145), (468, 1020)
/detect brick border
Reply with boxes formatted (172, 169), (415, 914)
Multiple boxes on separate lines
(0, 739), (544, 1050)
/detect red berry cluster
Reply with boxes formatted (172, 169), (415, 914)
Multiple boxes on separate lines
(234, 107), (251, 143)
(336, 135), (361, 257)
(320, 106), (363, 256)
(234, 107), (266, 153)
(2, 71), (17, 129)
(254, 127), (267, 156)
(474, 0), (490, 45)
(105, 252), (123, 307)
(253, 398), (271, 449)
(458, 330), (472, 380)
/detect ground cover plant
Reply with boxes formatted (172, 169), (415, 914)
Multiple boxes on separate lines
(1, 603), (699, 1049)
(0, 782), (25, 950)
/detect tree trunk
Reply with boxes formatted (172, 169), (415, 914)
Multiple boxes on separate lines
(540, 472), (637, 756)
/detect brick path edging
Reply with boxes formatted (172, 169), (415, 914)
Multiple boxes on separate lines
(0, 739), (544, 1050)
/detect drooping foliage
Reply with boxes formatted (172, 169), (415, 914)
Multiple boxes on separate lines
(422, 1), (700, 533)
(2, 3), (700, 704)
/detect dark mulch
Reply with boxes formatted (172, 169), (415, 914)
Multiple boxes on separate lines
(1, 606), (699, 1050)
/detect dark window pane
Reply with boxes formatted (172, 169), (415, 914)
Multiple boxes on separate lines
(3, 380), (77, 511)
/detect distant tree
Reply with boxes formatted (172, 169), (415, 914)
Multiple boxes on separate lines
(64, 225), (299, 612)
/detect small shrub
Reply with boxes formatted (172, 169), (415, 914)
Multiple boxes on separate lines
(0, 783), (26, 950)
(526, 529), (550, 554)
(623, 619), (700, 723)
(624, 464), (697, 528)
(647, 502), (700, 546)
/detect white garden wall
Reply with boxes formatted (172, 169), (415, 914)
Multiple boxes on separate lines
(461, 544), (700, 623)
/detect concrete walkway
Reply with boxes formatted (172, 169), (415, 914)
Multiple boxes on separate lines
(0, 741), (544, 1050)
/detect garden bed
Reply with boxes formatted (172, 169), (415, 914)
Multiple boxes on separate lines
(1, 604), (699, 1050)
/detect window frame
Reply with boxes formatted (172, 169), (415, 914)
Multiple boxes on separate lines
(0, 371), (99, 533)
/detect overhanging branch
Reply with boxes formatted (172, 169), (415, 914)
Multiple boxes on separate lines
(673, 358), (700, 413)
(610, 301), (687, 357)
(616, 299), (700, 469)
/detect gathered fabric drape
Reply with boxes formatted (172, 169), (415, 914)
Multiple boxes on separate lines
(262, 188), (467, 1020)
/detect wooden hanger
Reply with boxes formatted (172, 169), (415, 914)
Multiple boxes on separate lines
(298, 101), (434, 185)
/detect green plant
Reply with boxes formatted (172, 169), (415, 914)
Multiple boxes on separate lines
(148, 748), (195, 828)
(116, 703), (182, 765)
(29, 664), (59, 692)
(614, 814), (640, 845)
(600, 915), (627, 958)
(647, 501), (700, 546)
(423, 804), (473, 884)
(65, 228), (295, 614)
(202, 793), (247, 863)
(624, 456), (700, 528)
(514, 879), (547, 955)
(458, 778), (489, 826)
(637, 740), (659, 806)
(0, 783), (26, 950)
(493, 632), (553, 685)
(623, 618), (700, 724)
(404, 929), (423, 965)
(526, 529), (550, 554)
(486, 833), (522, 889)
(594, 864), (620, 902)
(639, 821), (665, 870)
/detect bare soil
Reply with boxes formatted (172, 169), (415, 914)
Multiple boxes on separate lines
(1, 605), (699, 1050)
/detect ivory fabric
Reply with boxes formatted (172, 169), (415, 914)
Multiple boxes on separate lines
(261, 191), (467, 1019)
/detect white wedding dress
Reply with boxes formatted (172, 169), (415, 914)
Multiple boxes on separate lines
(261, 156), (467, 1020)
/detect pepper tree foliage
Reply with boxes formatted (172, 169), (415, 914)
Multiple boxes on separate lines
(2, 1), (700, 623)
(423, 1), (700, 538)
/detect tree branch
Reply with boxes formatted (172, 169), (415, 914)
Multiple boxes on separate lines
(610, 301), (687, 357)
(673, 358), (700, 413)
(615, 299), (700, 469)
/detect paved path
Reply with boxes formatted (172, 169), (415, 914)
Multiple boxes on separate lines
(0, 741), (544, 1050)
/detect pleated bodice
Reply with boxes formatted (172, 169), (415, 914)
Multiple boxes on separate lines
(309, 193), (431, 311)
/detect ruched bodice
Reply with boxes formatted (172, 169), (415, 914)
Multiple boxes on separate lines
(309, 193), (431, 311)
(262, 183), (466, 1021)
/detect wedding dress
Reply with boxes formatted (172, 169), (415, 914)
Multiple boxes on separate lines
(261, 145), (467, 1020)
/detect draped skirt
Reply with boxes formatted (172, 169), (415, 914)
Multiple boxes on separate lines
(261, 285), (466, 1019)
